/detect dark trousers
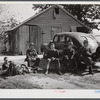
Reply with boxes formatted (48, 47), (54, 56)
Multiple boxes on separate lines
(63, 57), (77, 72)
(92, 53), (100, 61)
(1, 62), (16, 76)
(46, 58), (61, 74)
(80, 56), (93, 73)
(27, 58), (40, 69)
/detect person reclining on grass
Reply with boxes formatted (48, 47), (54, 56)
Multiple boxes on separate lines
(63, 42), (77, 73)
(78, 40), (93, 74)
(2, 57), (9, 71)
(45, 43), (62, 75)
(25, 43), (40, 73)
(1, 57), (16, 76)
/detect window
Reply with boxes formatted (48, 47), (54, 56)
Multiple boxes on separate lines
(54, 35), (72, 43)
(60, 36), (65, 42)
(51, 27), (62, 39)
(54, 36), (59, 42)
(65, 36), (72, 43)
(77, 27), (89, 33)
(54, 7), (59, 14)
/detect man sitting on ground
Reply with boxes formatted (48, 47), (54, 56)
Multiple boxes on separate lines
(92, 43), (100, 62)
(25, 43), (40, 73)
(63, 42), (77, 72)
(79, 40), (93, 74)
(45, 43), (62, 75)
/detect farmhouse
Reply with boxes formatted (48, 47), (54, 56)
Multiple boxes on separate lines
(5, 5), (91, 55)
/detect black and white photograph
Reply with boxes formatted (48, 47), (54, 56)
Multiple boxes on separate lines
(0, 2), (100, 91)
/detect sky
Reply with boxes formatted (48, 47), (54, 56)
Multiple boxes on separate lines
(0, 4), (38, 22)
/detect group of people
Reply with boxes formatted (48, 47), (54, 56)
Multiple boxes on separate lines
(24, 39), (97, 75)
(1, 39), (100, 76)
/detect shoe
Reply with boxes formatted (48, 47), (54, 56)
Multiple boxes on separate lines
(89, 72), (94, 75)
(58, 72), (62, 75)
(45, 71), (48, 75)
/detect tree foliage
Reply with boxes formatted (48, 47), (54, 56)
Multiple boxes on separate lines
(32, 4), (100, 29)
(2, 17), (19, 31)
(0, 5), (20, 40)
(0, 17), (20, 45)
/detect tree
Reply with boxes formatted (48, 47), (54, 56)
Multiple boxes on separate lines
(32, 4), (53, 11)
(0, 4), (7, 15)
(2, 17), (20, 30)
(0, 4), (20, 33)
(32, 4), (100, 29)
(0, 17), (20, 52)
(0, 5), (21, 52)
(2, 17), (19, 36)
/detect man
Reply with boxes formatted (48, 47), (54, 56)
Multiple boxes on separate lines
(63, 42), (77, 72)
(92, 43), (100, 61)
(2, 57), (16, 76)
(79, 40), (93, 74)
(25, 43), (40, 73)
(2, 57), (9, 71)
(45, 43), (62, 75)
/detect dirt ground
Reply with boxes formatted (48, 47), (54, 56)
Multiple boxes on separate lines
(0, 55), (100, 89)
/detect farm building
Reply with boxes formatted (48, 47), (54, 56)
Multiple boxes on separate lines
(5, 5), (91, 55)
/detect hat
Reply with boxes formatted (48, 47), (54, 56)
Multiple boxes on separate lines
(48, 40), (54, 47)
(83, 40), (88, 44)
(29, 42), (34, 46)
(68, 42), (74, 46)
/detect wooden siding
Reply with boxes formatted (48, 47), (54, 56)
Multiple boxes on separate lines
(29, 25), (42, 53)
(12, 30), (17, 53)
(18, 25), (29, 54)
(26, 7), (82, 44)
(27, 7), (82, 27)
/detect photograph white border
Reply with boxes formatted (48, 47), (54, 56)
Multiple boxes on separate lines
(0, 1), (100, 98)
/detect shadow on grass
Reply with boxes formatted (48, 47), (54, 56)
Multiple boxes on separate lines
(73, 67), (100, 76)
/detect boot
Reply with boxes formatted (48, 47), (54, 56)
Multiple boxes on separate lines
(58, 70), (62, 75)
(45, 70), (48, 75)
(33, 66), (38, 73)
(89, 66), (94, 74)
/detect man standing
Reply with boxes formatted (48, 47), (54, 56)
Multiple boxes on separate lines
(79, 40), (93, 74)
(45, 43), (62, 75)
(25, 43), (40, 73)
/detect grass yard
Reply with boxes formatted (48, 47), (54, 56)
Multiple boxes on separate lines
(0, 55), (100, 89)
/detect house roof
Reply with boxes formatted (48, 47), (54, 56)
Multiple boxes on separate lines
(5, 4), (91, 32)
